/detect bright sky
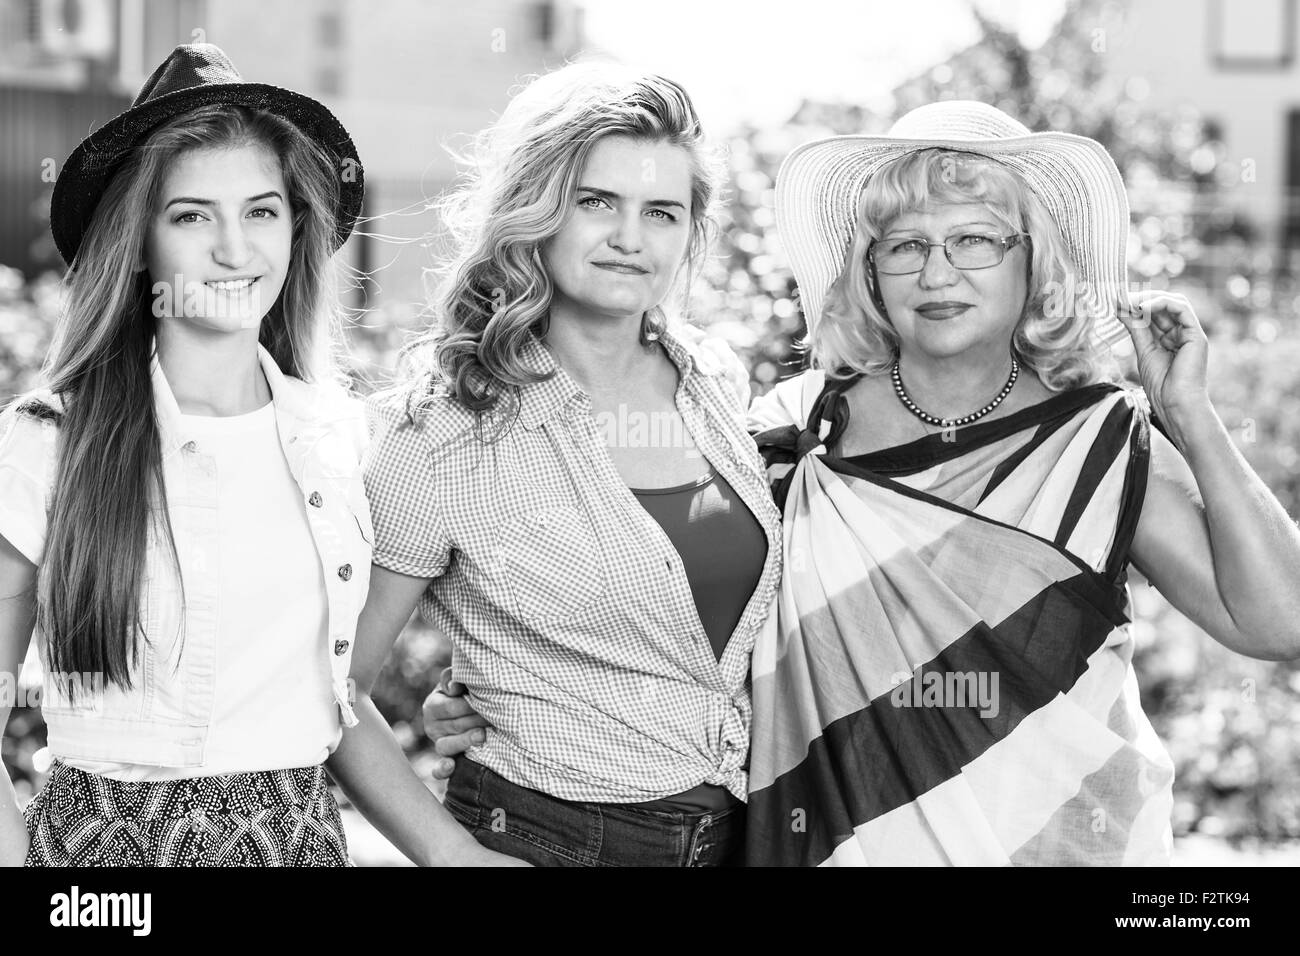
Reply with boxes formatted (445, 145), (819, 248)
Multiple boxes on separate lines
(579, 0), (1071, 131)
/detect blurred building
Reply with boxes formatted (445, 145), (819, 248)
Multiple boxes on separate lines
(0, 0), (584, 308)
(1101, 0), (1300, 255)
(891, 0), (1300, 267)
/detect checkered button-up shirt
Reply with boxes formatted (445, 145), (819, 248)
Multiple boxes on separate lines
(364, 330), (782, 803)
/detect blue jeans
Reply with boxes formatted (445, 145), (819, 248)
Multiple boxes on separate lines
(444, 759), (745, 867)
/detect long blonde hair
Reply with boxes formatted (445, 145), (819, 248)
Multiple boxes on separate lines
(413, 61), (723, 414)
(814, 149), (1113, 390)
(31, 104), (343, 690)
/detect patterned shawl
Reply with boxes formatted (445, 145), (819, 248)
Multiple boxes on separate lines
(744, 371), (1175, 866)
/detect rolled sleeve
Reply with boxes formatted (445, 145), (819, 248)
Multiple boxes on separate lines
(362, 387), (452, 578)
(0, 406), (54, 565)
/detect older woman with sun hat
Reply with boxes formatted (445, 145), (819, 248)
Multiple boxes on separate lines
(745, 100), (1300, 866)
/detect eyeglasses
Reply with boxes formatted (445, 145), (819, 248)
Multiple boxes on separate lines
(868, 232), (1031, 275)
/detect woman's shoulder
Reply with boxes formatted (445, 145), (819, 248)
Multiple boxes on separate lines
(364, 376), (479, 453)
(0, 392), (58, 564)
(746, 368), (828, 432)
(667, 324), (752, 409)
(271, 375), (370, 463)
(0, 390), (61, 491)
(1114, 381), (1151, 415)
(5, 387), (64, 419)
(1061, 379), (1149, 421)
(276, 373), (361, 420)
(1, 389), (63, 446)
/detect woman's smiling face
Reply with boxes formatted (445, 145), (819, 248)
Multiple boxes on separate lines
(144, 143), (292, 334)
(874, 201), (1029, 362)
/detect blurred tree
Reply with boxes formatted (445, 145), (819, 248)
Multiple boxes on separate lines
(0, 267), (57, 401)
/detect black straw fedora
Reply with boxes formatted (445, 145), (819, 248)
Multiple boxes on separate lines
(51, 43), (364, 267)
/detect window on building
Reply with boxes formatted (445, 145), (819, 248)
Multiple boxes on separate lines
(1286, 109), (1300, 249)
(35, 0), (114, 56)
(22, 0), (40, 42)
(1211, 0), (1296, 69)
(531, 1), (555, 46)
(528, 0), (581, 52)
(317, 68), (340, 96)
(319, 11), (341, 47)
(317, 4), (342, 93)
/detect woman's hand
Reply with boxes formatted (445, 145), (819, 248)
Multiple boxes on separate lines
(0, 775), (30, 866)
(423, 667), (492, 780)
(1120, 291), (1212, 433)
(1121, 293), (1300, 661)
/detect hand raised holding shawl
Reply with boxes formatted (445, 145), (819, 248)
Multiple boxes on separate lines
(1120, 291), (1212, 434)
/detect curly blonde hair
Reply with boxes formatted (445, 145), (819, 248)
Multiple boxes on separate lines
(813, 149), (1115, 391)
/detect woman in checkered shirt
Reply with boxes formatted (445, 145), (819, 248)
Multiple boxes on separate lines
(329, 63), (783, 866)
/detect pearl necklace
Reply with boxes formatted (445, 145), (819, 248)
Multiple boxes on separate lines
(891, 356), (1019, 429)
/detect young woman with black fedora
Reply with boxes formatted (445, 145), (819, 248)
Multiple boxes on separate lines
(0, 42), (508, 866)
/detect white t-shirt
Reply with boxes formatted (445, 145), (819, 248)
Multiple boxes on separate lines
(5, 402), (340, 780)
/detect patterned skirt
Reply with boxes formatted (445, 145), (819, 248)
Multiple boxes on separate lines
(24, 760), (350, 867)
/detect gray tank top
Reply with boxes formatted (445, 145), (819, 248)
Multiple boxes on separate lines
(630, 467), (767, 659)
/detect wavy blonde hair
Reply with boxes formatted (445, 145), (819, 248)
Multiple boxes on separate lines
(410, 61), (723, 414)
(813, 149), (1114, 390)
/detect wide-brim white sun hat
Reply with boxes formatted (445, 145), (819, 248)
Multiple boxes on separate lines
(775, 100), (1131, 349)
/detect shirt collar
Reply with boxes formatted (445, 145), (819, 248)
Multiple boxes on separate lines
(516, 327), (708, 429)
(151, 342), (308, 454)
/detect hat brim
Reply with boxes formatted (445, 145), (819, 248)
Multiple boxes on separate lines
(775, 130), (1131, 349)
(51, 82), (364, 267)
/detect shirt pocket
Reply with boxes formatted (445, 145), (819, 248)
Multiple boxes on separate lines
(495, 506), (607, 628)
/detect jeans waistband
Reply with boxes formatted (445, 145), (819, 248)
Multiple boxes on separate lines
(444, 758), (744, 867)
